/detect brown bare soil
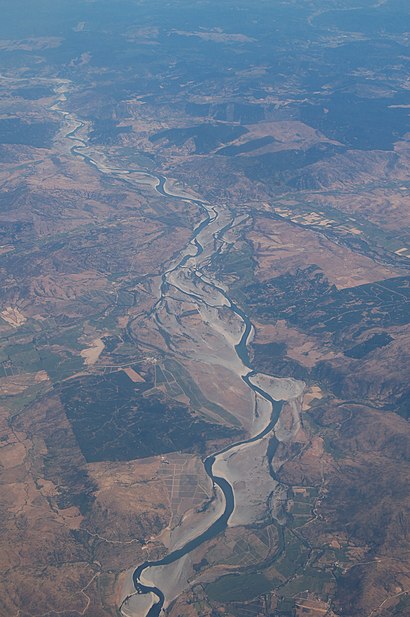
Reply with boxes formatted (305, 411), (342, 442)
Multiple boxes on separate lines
(0, 393), (172, 615)
(249, 216), (399, 289)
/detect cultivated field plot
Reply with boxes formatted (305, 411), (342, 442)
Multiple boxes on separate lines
(157, 453), (212, 526)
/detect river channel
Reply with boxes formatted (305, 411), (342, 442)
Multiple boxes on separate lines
(52, 87), (297, 617)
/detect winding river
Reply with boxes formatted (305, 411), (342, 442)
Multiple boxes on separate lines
(49, 85), (297, 616)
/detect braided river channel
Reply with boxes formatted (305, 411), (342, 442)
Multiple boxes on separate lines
(49, 82), (304, 616)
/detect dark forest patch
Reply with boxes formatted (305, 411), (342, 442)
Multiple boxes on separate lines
(217, 136), (275, 156)
(150, 123), (247, 154)
(0, 118), (58, 148)
(89, 118), (132, 145)
(344, 333), (393, 359)
(60, 372), (237, 462)
(14, 85), (54, 99)
(300, 92), (409, 151)
(237, 143), (345, 183)
(241, 268), (409, 345)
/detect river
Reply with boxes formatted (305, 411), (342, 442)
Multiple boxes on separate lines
(50, 83), (303, 616)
